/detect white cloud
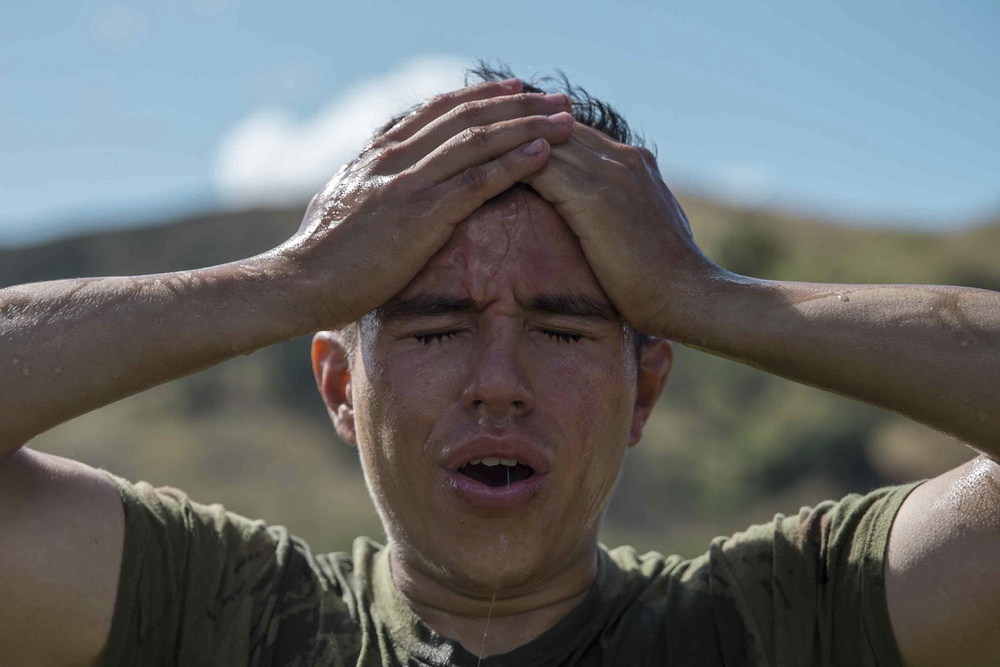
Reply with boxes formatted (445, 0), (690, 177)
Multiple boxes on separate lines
(214, 55), (470, 209)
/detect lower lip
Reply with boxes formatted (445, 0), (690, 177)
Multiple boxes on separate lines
(440, 468), (549, 509)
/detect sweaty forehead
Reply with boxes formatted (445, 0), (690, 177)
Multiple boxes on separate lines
(408, 190), (603, 302)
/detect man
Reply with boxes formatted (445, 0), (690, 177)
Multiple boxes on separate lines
(0, 66), (998, 666)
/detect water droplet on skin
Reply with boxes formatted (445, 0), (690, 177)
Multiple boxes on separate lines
(22, 366), (30, 376)
(836, 293), (849, 303)
(54, 366), (62, 375)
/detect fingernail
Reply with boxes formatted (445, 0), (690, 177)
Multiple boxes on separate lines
(548, 111), (574, 127)
(544, 93), (569, 106)
(499, 77), (522, 91)
(523, 138), (547, 156)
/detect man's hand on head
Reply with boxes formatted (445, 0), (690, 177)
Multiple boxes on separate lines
(283, 79), (576, 331)
(522, 123), (720, 339)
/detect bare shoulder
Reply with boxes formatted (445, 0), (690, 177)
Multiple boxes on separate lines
(886, 454), (1000, 667)
(0, 447), (125, 667)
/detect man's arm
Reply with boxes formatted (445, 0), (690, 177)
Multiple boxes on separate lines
(0, 80), (576, 666)
(0, 84), (575, 454)
(661, 278), (1000, 453)
(0, 260), (320, 452)
(524, 122), (1000, 665)
(525, 126), (1000, 453)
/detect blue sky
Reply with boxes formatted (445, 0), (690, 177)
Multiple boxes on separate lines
(2, 0), (997, 246)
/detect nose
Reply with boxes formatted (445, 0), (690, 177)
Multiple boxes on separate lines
(461, 323), (534, 418)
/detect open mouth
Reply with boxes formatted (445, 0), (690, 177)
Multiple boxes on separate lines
(458, 458), (535, 487)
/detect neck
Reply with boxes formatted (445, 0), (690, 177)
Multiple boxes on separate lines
(388, 542), (599, 657)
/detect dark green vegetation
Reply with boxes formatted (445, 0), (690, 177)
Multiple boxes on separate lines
(4, 196), (995, 557)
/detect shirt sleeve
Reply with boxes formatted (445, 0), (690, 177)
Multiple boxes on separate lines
(97, 472), (296, 667)
(704, 482), (922, 667)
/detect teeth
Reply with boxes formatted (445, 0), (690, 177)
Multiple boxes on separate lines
(467, 457), (522, 467)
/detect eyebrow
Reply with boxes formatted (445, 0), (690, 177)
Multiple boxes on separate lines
(378, 292), (617, 322)
(377, 294), (477, 322)
(525, 293), (618, 321)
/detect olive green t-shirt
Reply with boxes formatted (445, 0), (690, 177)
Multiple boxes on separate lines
(98, 472), (920, 666)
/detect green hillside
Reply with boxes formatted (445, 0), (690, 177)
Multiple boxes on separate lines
(3, 196), (994, 557)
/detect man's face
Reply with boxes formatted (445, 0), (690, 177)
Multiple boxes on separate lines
(346, 191), (647, 594)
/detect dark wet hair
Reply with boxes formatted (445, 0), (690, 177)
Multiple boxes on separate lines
(376, 61), (649, 151)
(341, 62), (652, 365)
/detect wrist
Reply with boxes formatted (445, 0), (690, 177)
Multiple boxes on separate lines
(660, 264), (777, 348)
(650, 256), (742, 343)
(264, 237), (355, 334)
(214, 247), (332, 344)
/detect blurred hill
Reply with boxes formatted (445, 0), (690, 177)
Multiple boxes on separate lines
(3, 196), (995, 557)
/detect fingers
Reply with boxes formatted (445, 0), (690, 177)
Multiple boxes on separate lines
(544, 137), (600, 173)
(385, 78), (524, 142)
(520, 147), (594, 208)
(562, 123), (659, 169)
(401, 92), (571, 160)
(409, 112), (576, 183)
(519, 131), (630, 228)
(522, 135), (620, 196)
(528, 123), (659, 191)
(428, 138), (554, 222)
(565, 122), (618, 151)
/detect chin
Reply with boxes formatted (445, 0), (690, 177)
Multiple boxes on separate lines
(399, 514), (593, 598)
(433, 539), (550, 597)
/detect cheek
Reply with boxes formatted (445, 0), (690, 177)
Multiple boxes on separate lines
(372, 350), (469, 447)
(353, 349), (462, 476)
(543, 352), (635, 503)
(539, 343), (636, 417)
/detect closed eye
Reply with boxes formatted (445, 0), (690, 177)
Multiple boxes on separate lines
(413, 330), (582, 345)
(413, 331), (460, 345)
(543, 330), (583, 343)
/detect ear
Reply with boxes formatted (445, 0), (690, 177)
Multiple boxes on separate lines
(311, 331), (357, 446)
(627, 338), (673, 448)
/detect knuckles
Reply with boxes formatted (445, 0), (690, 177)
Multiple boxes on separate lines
(459, 98), (490, 118)
(449, 92), (540, 125)
(461, 125), (492, 149)
(603, 158), (637, 185)
(372, 143), (405, 170)
(510, 92), (537, 110)
(424, 91), (456, 115)
(637, 147), (657, 164)
(460, 164), (489, 192)
(620, 147), (648, 170)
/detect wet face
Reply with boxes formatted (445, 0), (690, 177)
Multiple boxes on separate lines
(348, 191), (646, 595)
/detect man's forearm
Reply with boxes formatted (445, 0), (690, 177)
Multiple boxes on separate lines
(0, 83), (575, 458)
(0, 252), (319, 454)
(666, 275), (1000, 455)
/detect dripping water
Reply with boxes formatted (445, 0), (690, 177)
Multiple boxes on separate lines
(475, 587), (499, 667)
(476, 464), (511, 665)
